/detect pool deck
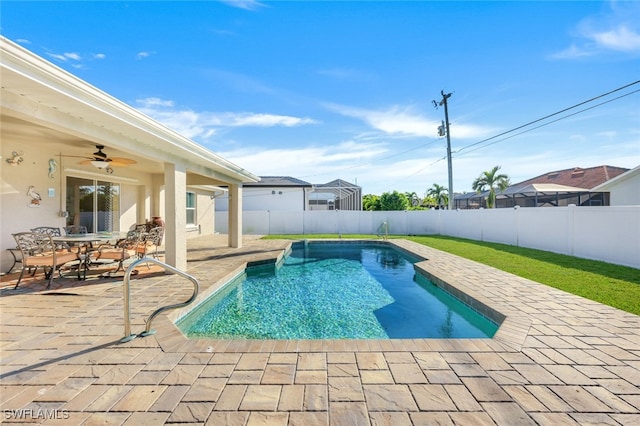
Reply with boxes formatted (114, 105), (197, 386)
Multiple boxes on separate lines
(1, 235), (639, 425)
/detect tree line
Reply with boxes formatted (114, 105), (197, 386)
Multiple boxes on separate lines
(362, 165), (510, 211)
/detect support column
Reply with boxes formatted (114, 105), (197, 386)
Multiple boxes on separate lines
(228, 183), (243, 248)
(151, 174), (163, 218)
(137, 185), (149, 225)
(164, 163), (187, 270)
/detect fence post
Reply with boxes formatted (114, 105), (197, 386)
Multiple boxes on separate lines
(514, 205), (520, 247)
(568, 204), (575, 256)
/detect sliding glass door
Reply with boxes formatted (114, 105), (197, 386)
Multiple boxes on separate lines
(66, 177), (120, 232)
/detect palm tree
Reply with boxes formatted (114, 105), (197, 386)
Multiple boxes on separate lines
(404, 191), (420, 207)
(426, 183), (449, 209)
(472, 166), (510, 208)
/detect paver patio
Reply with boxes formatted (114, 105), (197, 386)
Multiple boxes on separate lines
(1, 235), (638, 425)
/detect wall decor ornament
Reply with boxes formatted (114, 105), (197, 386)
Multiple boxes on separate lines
(27, 185), (42, 207)
(5, 151), (24, 166)
(48, 159), (58, 178)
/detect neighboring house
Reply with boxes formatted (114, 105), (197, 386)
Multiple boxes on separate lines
(310, 179), (362, 211)
(0, 37), (258, 272)
(591, 165), (640, 206)
(215, 176), (313, 212)
(454, 165), (630, 209)
(215, 177), (363, 211)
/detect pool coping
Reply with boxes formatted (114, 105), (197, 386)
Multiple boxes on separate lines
(154, 239), (531, 353)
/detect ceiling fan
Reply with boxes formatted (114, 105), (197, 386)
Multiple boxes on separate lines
(62, 145), (136, 172)
(79, 145), (137, 168)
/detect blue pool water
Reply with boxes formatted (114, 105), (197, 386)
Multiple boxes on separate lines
(178, 242), (499, 339)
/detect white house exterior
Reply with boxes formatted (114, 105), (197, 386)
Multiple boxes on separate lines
(0, 37), (258, 272)
(592, 165), (640, 206)
(215, 177), (312, 212)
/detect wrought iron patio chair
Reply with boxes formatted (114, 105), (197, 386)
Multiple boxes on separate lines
(139, 226), (164, 259)
(12, 232), (81, 289)
(31, 226), (62, 236)
(93, 230), (144, 275)
(32, 226), (74, 251)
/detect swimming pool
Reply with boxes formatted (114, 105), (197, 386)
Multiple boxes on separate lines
(178, 241), (499, 339)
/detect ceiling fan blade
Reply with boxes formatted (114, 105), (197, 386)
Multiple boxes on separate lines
(110, 157), (137, 165)
(79, 159), (99, 165)
(108, 160), (136, 167)
(63, 154), (93, 160)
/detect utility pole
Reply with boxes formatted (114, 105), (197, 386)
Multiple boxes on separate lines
(434, 90), (454, 210)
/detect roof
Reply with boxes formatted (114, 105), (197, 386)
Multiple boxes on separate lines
(592, 165), (640, 191)
(500, 183), (589, 195)
(315, 179), (361, 189)
(244, 176), (313, 187)
(510, 165), (629, 191)
(455, 191), (488, 200)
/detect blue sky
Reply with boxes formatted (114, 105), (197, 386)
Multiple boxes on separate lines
(2, 1), (639, 196)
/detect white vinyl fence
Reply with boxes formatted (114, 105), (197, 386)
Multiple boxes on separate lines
(215, 206), (640, 268)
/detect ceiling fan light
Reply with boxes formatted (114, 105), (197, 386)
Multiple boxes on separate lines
(91, 160), (110, 169)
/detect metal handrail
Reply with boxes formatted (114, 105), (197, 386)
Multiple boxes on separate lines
(120, 257), (199, 343)
(376, 221), (389, 240)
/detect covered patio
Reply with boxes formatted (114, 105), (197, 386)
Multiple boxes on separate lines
(1, 36), (257, 273)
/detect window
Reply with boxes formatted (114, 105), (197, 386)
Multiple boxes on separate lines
(186, 191), (196, 226)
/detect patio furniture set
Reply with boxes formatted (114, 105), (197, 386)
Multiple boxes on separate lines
(9, 225), (164, 289)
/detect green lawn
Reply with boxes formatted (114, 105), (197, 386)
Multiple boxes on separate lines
(263, 234), (640, 316)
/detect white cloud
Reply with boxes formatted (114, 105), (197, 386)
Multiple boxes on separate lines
(138, 97), (175, 108)
(135, 97), (316, 140)
(94, 53), (106, 60)
(590, 25), (640, 52)
(136, 51), (154, 60)
(326, 103), (494, 140)
(218, 140), (390, 183)
(46, 51), (81, 62)
(225, 113), (316, 127)
(550, 44), (595, 60)
(218, 0), (266, 11)
(327, 103), (439, 137)
(552, 2), (640, 59)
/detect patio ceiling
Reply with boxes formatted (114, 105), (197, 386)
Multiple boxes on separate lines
(1, 114), (163, 174)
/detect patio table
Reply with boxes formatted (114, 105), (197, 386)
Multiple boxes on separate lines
(53, 233), (124, 279)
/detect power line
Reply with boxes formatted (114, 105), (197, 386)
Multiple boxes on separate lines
(458, 88), (640, 156)
(456, 80), (640, 155)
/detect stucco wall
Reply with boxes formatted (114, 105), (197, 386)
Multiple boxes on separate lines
(216, 187), (307, 211)
(1, 143), (68, 269)
(608, 174), (640, 206)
